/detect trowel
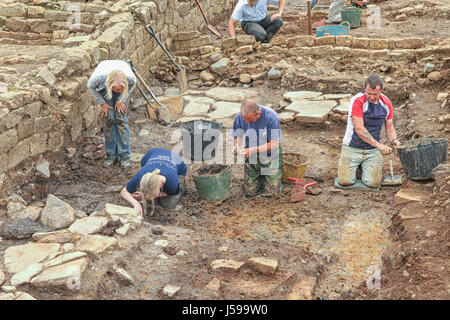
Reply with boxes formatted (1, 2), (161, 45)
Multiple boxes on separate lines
(382, 160), (403, 186)
(288, 177), (317, 202)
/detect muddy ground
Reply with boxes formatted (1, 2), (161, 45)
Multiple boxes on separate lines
(10, 83), (448, 300)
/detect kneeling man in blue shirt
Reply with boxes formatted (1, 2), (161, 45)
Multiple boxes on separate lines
(232, 99), (283, 198)
(229, 0), (285, 43)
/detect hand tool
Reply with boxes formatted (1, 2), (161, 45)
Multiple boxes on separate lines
(288, 177), (317, 202)
(381, 160), (403, 186)
(194, 0), (223, 39)
(126, 59), (172, 124)
(144, 24), (188, 93)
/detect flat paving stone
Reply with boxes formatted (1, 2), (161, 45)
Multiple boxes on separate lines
(10, 263), (44, 286)
(283, 91), (323, 102)
(183, 100), (212, 116)
(278, 112), (295, 123)
(208, 101), (241, 119)
(68, 216), (108, 235)
(30, 258), (88, 287)
(205, 87), (258, 102)
(43, 251), (87, 268)
(334, 101), (350, 115)
(32, 230), (83, 244)
(312, 93), (351, 100)
(105, 203), (143, 228)
(74, 235), (117, 255)
(218, 118), (235, 128)
(286, 100), (337, 123)
(211, 259), (244, 272)
(4, 243), (60, 273)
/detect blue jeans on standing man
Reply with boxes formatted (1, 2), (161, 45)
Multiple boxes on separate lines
(241, 15), (283, 43)
(103, 91), (130, 161)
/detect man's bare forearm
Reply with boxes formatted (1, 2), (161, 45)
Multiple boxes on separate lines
(385, 121), (398, 142)
(120, 187), (140, 208)
(228, 19), (236, 37)
(357, 129), (382, 148)
(250, 139), (279, 154)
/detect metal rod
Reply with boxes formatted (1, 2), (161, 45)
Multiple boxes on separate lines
(145, 24), (182, 71)
(307, 1), (312, 35)
(136, 82), (157, 110)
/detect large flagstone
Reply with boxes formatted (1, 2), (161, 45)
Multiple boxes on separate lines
(205, 88), (258, 102)
(286, 100), (337, 123)
(30, 258), (88, 287)
(208, 101), (241, 119)
(105, 203), (143, 228)
(283, 91), (323, 102)
(4, 243), (61, 273)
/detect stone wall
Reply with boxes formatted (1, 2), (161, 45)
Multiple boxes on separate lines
(0, 0), (238, 193)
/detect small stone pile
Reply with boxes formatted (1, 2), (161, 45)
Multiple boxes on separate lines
(0, 193), (143, 300)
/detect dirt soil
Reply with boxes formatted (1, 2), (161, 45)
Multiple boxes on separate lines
(283, 153), (309, 166)
(195, 164), (230, 176)
(9, 83), (448, 300)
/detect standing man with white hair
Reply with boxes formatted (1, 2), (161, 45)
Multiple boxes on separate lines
(232, 99), (283, 198)
(88, 60), (136, 167)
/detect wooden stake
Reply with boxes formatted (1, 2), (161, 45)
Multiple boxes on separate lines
(307, 1), (312, 35)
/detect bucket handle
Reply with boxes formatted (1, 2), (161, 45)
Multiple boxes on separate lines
(339, 21), (351, 30)
(411, 132), (426, 141)
(190, 163), (202, 173)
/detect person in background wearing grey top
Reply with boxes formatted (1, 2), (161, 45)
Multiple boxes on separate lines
(87, 60), (136, 167)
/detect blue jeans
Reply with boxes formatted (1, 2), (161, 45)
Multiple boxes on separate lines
(241, 16), (283, 43)
(337, 144), (383, 188)
(103, 91), (130, 161)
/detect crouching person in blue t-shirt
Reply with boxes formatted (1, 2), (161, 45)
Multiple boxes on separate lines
(231, 99), (283, 198)
(120, 148), (187, 216)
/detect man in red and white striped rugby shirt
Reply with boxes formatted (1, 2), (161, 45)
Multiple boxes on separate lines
(337, 73), (401, 189)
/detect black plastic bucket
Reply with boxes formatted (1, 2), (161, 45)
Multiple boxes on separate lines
(181, 120), (222, 161)
(397, 134), (448, 180)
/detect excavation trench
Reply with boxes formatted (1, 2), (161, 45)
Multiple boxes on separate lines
(13, 83), (402, 300)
